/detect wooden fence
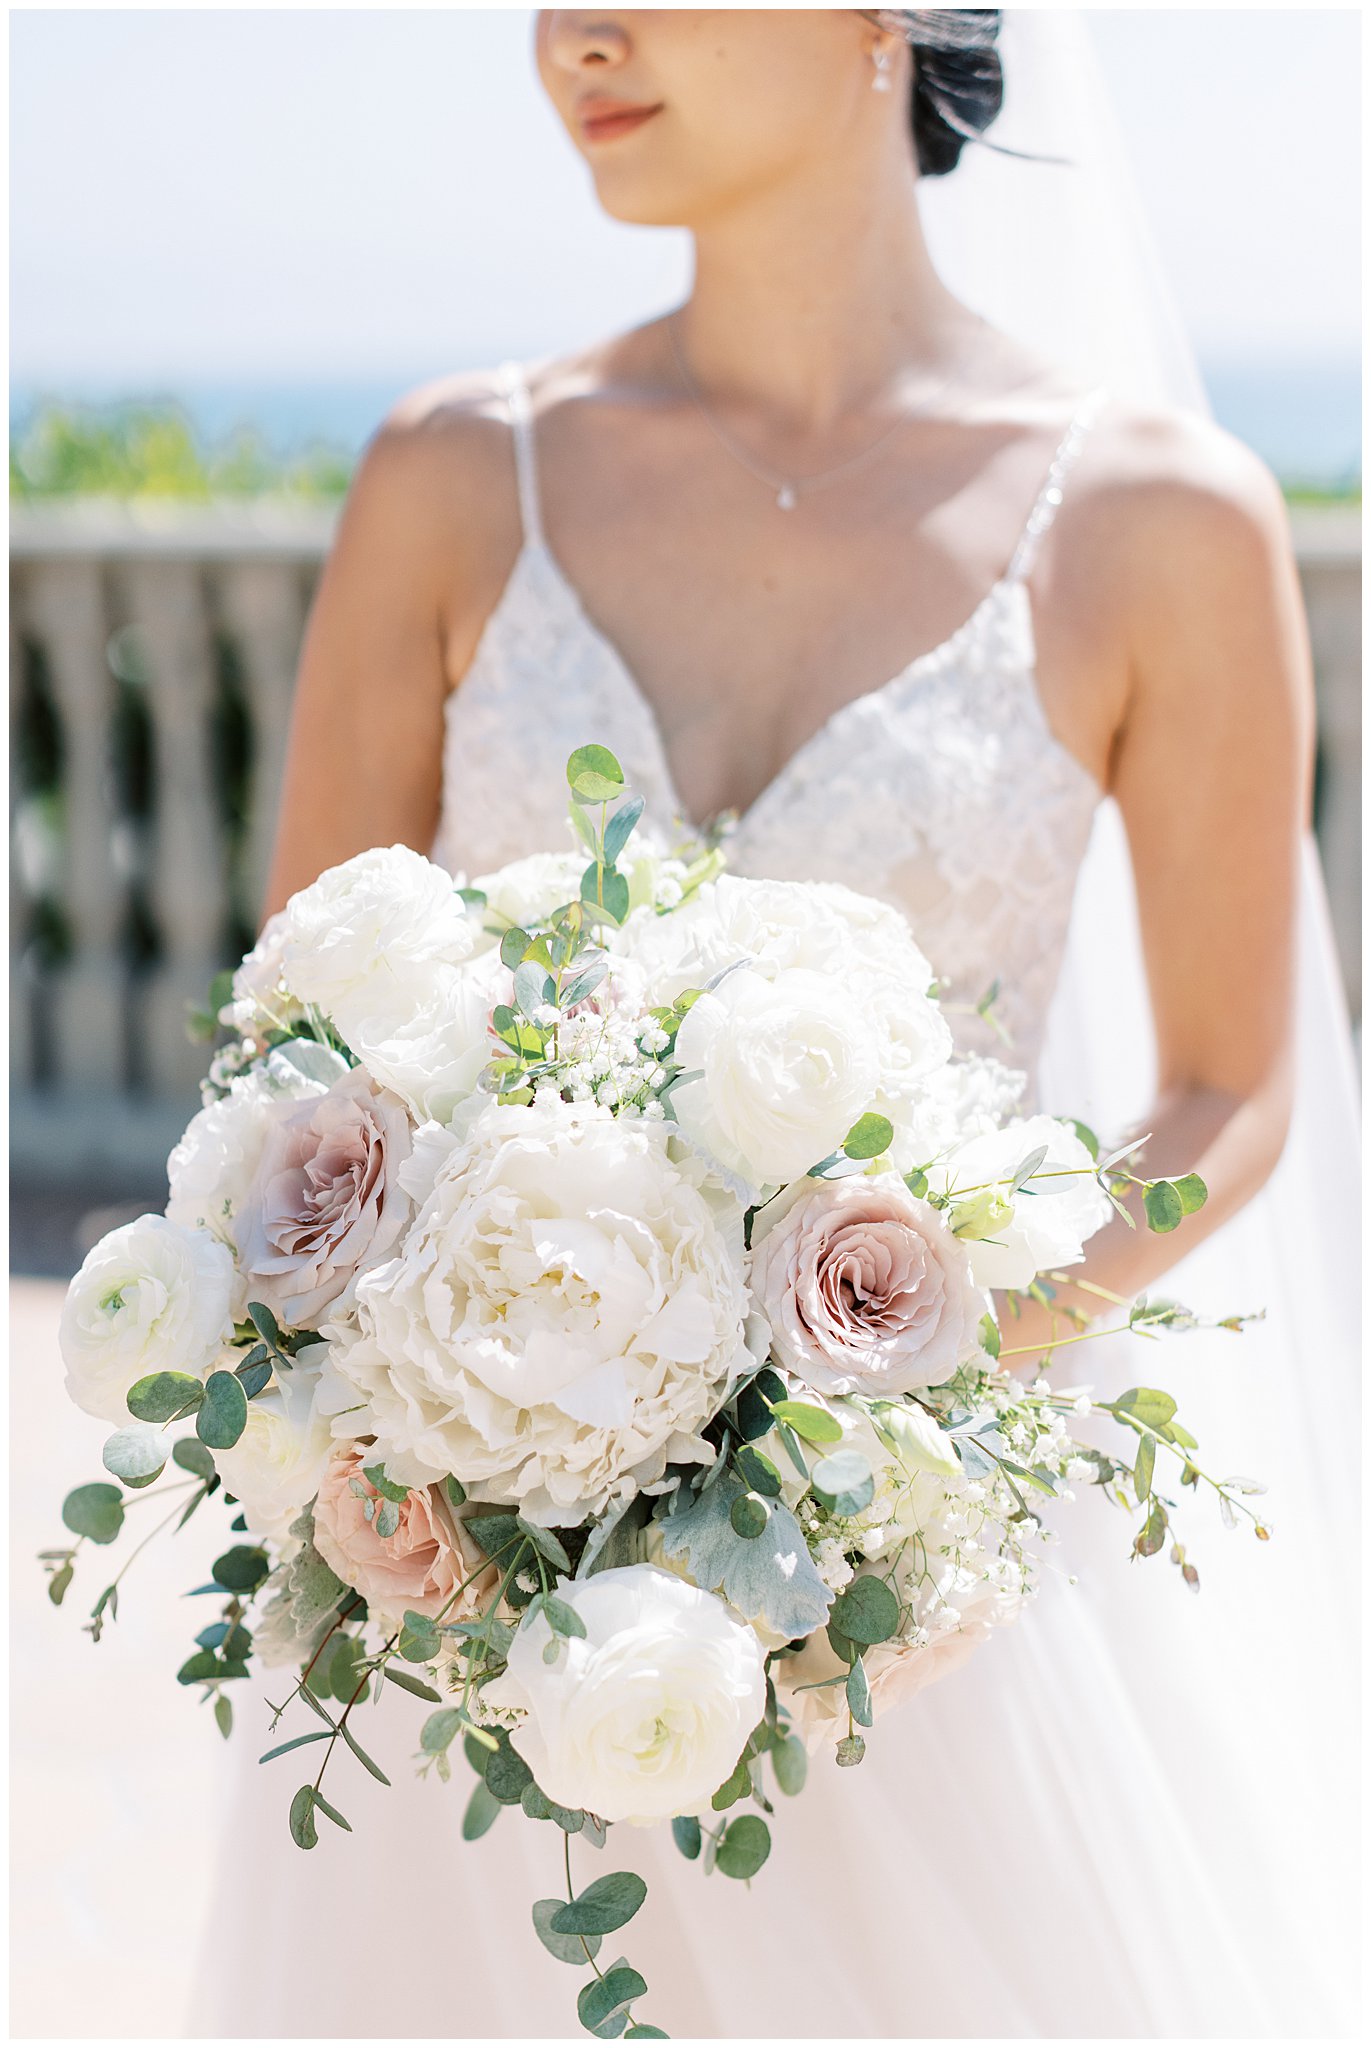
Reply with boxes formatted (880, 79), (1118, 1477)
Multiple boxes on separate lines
(9, 500), (1361, 1184)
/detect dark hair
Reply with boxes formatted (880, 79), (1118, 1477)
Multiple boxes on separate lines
(908, 12), (1004, 177)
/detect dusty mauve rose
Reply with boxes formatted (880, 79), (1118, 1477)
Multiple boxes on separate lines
(311, 1444), (498, 1635)
(234, 1067), (412, 1328)
(749, 1173), (984, 1396)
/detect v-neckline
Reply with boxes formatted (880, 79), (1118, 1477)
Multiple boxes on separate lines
(516, 535), (1022, 838)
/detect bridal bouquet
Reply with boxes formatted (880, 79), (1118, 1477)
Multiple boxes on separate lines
(46, 744), (1264, 2038)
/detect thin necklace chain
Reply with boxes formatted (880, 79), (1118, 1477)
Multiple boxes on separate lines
(666, 309), (984, 511)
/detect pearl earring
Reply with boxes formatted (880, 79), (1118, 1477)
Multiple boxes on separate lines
(871, 44), (893, 92)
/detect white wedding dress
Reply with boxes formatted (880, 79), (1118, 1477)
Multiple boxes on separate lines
(191, 367), (1360, 2039)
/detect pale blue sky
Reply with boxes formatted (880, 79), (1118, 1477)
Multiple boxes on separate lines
(9, 6), (1361, 387)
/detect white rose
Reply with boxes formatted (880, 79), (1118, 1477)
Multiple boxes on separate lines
(330, 949), (506, 1125)
(931, 1114), (1113, 1290)
(627, 876), (951, 1169)
(210, 1347), (334, 1544)
(469, 851), (586, 939)
(319, 1099), (752, 1526)
(484, 1565), (766, 1823)
(278, 844), (476, 1015)
(670, 966), (880, 1197)
(222, 910), (301, 1036)
(60, 1214), (235, 1424)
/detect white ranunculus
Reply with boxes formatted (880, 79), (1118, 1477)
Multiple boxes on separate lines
(60, 1214), (235, 1424)
(209, 1347), (334, 1544)
(277, 844), (476, 1016)
(931, 1114), (1113, 1290)
(484, 1565), (766, 1823)
(669, 966), (880, 1197)
(318, 1100), (753, 1526)
(167, 1042), (350, 1311)
(329, 948), (507, 1126)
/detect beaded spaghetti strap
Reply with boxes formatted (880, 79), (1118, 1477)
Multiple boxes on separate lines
(498, 359), (545, 548)
(1005, 387), (1109, 584)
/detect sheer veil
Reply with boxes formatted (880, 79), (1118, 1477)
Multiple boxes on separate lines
(921, 11), (1361, 2026)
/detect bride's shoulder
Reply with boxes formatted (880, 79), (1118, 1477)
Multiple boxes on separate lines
(1075, 393), (1293, 586)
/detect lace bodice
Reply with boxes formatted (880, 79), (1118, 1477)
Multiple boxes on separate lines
(434, 364), (1105, 1078)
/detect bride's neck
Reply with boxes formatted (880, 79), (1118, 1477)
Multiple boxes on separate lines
(675, 159), (974, 430)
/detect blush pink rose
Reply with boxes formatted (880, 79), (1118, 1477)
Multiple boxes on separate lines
(311, 1445), (498, 1634)
(235, 1067), (412, 1327)
(749, 1174), (983, 1395)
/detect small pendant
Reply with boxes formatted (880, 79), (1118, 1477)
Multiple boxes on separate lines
(776, 485), (797, 511)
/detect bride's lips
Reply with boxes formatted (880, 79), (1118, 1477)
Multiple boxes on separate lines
(577, 95), (664, 146)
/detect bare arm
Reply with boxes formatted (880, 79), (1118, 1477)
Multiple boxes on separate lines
(1005, 422), (1314, 1358)
(259, 384), (515, 925)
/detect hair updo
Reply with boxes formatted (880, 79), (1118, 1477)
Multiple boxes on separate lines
(866, 10), (1005, 177)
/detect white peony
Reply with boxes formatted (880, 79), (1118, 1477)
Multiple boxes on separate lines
(60, 1214), (235, 1424)
(209, 1347), (334, 1544)
(319, 1100), (754, 1525)
(670, 966), (880, 1196)
(484, 1565), (766, 1823)
(277, 844), (476, 1016)
(930, 1114), (1113, 1290)
(329, 948), (507, 1126)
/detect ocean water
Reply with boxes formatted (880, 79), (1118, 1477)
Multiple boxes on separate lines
(9, 354), (1361, 489)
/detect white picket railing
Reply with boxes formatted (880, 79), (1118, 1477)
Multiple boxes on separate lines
(9, 499), (1361, 1183)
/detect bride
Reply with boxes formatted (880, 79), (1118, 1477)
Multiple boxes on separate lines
(194, 11), (1359, 2038)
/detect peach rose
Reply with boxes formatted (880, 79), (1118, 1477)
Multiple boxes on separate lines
(311, 1444), (498, 1635)
(234, 1066), (412, 1328)
(749, 1174), (984, 1396)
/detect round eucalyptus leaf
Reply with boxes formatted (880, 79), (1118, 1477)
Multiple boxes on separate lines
(101, 1422), (168, 1486)
(811, 1449), (874, 1517)
(61, 1482), (124, 1545)
(830, 1573), (900, 1646)
(126, 1370), (204, 1424)
(196, 1370), (248, 1450)
(715, 1814), (771, 1881)
(531, 1896), (602, 1966)
(567, 743), (626, 802)
(729, 1492), (769, 1540)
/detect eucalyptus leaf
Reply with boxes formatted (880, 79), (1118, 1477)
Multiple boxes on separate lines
(462, 1780), (502, 1842)
(603, 794), (645, 865)
(671, 1815), (702, 1860)
(532, 1897), (602, 1966)
(843, 1111), (894, 1159)
(579, 1968), (648, 2034)
(830, 1574), (900, 1646)
(1142, 1179), (1184, 1234)
(550, 1871), (648, 1936)
(289, 1784), (318, 1850)
(767, 1400), (842, 1445)
(715, 1814), (771, 1880)
(846, 1655), (874, 1728)
(101, 1423), (168, 1486)
(212, 1545), (270, 1593)
(127, 1370), (205, 1424)
(771, 1733), (807, 1797)
(811, 1449), (874, 1517)
(567, 743), (626, 803)
(172, 1437), (216, 1480)
(362, 1463), (410, 1505)
(196, 1371), (248, 1450)
(61, 1483), (124, 1545)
